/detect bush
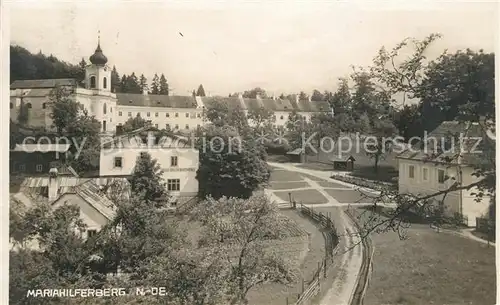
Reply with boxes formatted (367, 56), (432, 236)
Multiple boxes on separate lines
(331, 174), (397, 191)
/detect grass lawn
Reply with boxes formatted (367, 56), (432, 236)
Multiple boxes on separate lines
(356, 209), (496, 305)
(274, 189), (329, 204)
(269, 181), (310, 190)
(299, 173), (329, 182)
(269, 169), (305, 182)
(317, 181), (350, 189)
(246, 209), (328, 305)
(297, 162), (333, 172)
(324, 189), (377, 204)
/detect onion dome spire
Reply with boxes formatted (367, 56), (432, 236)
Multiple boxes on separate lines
(89, 31), (108, 65)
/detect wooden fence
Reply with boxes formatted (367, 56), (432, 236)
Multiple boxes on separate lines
(284, 203), (339, 305)
(345, 207), (374, 305)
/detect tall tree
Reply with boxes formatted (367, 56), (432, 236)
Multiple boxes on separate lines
(298, 91), (309, 101)
(196, 125), (270, 199)
(196, 84), (206, 97)
(111, 66), (121, 93)
(285, 110), (315, 152)
(242, 87), (267, 99)
(119, 75), (128, 93)
(393, 104), (423, 141)
(126, 73), (141, 94)
(191, 195), (298, 305)
(247, 106), (275, 131)
(49, 86), (101, 174)
(329, 78), (352, 115)
(311, 89), (325, 101)
(17, 98), (30, 126)
(49, 86), (82, 134)
(77, 58), (87, 85)
(128, 152), (168, 203)
(159, 74), (169, 95)
(139, 74), (148, 94)
(150, 74), (160, 95)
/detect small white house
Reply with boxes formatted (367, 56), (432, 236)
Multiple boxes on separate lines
(10, 166), (123, 250)
(99, 130), (199, 200)
(397, 121), (494, 227)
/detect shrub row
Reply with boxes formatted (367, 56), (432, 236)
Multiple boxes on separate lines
(330, 174), (397, 191)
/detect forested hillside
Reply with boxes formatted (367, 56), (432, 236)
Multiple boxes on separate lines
(10, 45), (170, 94)
(10, 45), (84, 84)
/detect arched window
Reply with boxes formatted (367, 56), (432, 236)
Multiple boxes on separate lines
(26, 103), (32, 109)
(42, 103), (46, 109)
(103, 77), (107, 89)
(90, 76), (96, 89)
(103, 103), (107, 115)
(10, 103), (13, 109)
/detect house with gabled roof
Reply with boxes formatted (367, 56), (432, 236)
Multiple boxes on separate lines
(396, 121), (495, 227)
(10, 165), (128, 250)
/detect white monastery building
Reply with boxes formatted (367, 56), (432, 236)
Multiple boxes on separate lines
(10, 38), (331, 134)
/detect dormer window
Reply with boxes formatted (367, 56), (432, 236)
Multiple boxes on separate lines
(129, 100), (132, 104)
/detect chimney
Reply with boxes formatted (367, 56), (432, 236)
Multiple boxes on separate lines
(142, 89), (148, 96)
(295, 94), (299, 103)
(48, 168), (59, 201)
(238, 93), (243, 99)
(255, 94), (261, 100)
(147, 131), (156, 147)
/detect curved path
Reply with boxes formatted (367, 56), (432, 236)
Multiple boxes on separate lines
(267, 162), (367, 305)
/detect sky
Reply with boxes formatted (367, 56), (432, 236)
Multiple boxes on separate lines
(8, 0), (499, 96)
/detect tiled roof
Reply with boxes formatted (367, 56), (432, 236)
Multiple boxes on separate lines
(396, 121), (494, 165)
(103, 128), (192, 149)
(10, 88), (55, 97)
(17, 177), (120, 221)
(242, 97), (329, 113)
(10, 79), (77, 89)
(116, 93), (198, 109)
(201, 97), (246, 110)
(242, 98), (262, 111)
(73, 180), (117, 220)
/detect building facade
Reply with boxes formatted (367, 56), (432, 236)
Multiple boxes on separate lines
(99, 131), (199, 201)
(397, 121), (493, 227)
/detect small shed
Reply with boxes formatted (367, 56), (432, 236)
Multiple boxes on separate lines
(330, 155), (356, 171)
(286, 148), (306, 163)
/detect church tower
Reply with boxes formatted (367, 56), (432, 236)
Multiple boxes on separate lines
(84, 34), (116, 134)
(85, 35), (111, 92)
